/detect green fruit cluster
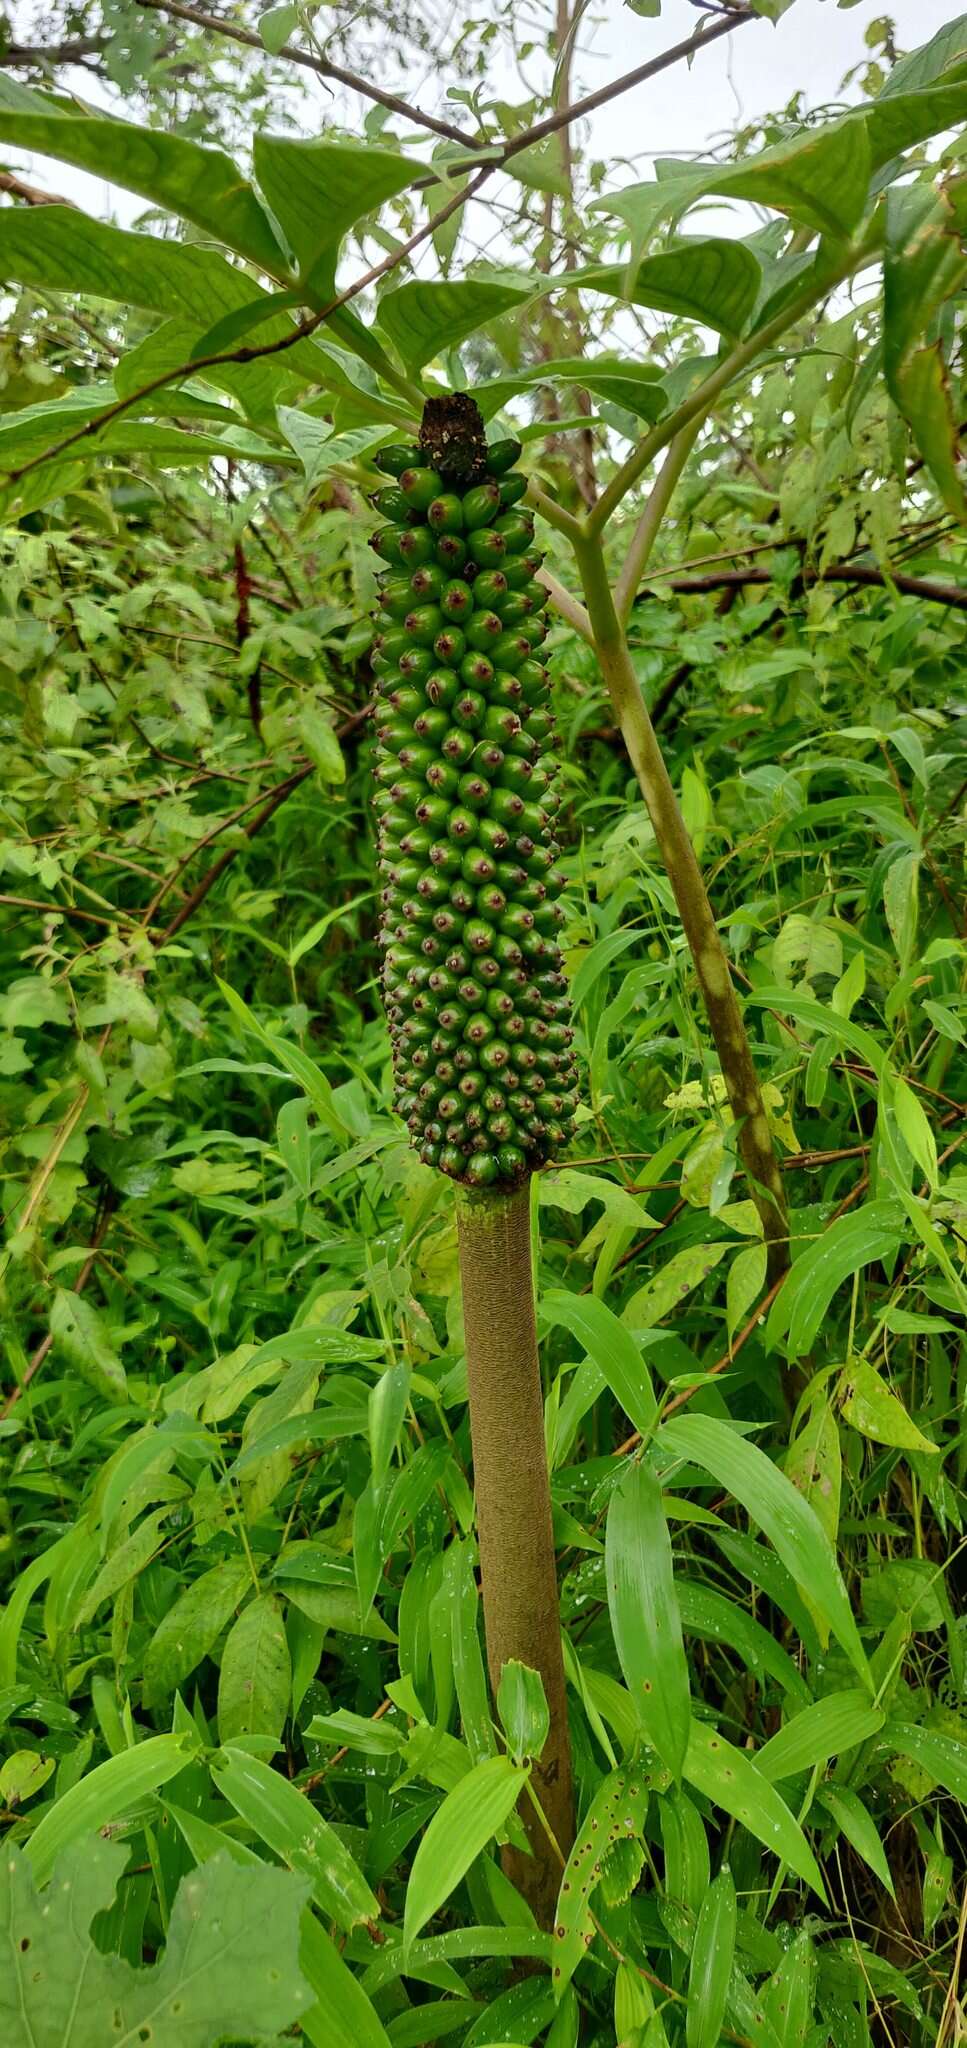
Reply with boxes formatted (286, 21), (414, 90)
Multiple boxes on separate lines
(370, 425), (578, 1190)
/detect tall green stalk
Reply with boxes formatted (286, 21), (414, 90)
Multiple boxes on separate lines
(455, 1184), (574, 1925)
(574, 530), (790, 1282)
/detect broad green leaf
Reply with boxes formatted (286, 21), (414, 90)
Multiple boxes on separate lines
(277, 407), (391, 488)
(762, 1931), (816, 2047)
(299, 704), (348, 783)
(756, 1691), (884, 1782)
(75, 1506), (170, 1627)
(683, 1722), (826, 1898)
(497, 1662), (550, 1765)
(592, 119), (873, 254)
(441, 1540), (496, 1766)
(660, 1413), (869, 1681)
(542, 1291), (657, 1435)
(213, 1745), (380, 1932)
(817, 1787), (895, 1897)
(474, 355), (667, 424)
(882, 1721), (967, 1802)
(727, 1241), (767, 1343)
(622, 1243), (729, 1329)
(838, 1358), (939, 1452)
(143, 1558), (251, 1707)
(0, 208), (270, 330)
(217, 1591), (291, 1744)
(0, 1836), (311, 2047)
(48, 1289), (127, 1404)
(300, 1911), (393, 2048)
(253, 136), (417, 299)
(377, 277), (536, 372)
(403, 1757), (528, 1945)
(883, 188), (967, 515)
(579, 238), (761, 336)
(606, 1461), (689, 1778)
(676, 1582), (811, 1703)
(370, 1359), (411, 1489)
(786, 1395), (841, 1551)
(552, 1762), (659, 2000)
(0, 99), (285, 270)
(686, 1866), (736, 2048)
(765, 1201), (906, 1358)
(879, 14), (967, 93)
(259, 1), (300, 52)
(26, 1735), (195, 1887)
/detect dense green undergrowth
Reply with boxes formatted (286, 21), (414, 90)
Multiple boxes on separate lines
(0, 4), (965, 2043)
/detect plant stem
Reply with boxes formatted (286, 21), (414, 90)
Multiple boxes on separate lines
(573, 531), (790, 1283)
(454, 1181), (574, 1926)
(614, 419), (702, 625)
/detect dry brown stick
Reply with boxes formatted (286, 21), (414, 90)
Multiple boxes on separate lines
(0, 168), (76, 207)
(639, 564), (967, 610)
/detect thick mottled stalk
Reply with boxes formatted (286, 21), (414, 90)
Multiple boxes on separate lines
(456, 1181), (574, 1924)
(575, 534), (789, 1283)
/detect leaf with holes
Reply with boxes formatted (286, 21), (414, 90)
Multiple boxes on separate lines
(0, 1835), (311, 2046)
(551, 1758), (665, 2001)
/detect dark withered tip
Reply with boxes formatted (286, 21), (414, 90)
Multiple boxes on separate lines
(419, 393), (488, 486)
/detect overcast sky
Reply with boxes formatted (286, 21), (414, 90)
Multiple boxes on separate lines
(5, 0), (957, 231)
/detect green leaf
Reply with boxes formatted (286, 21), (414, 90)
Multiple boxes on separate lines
(765, 1201), (906, 1358)
(497, 1662), (550, 1765)
(883, 188), (967, 516)
(377, 277), (536, 373)
(682, 1722), (826, 1898)
(882, 1720), (967, 1802)
(259, 2), (300, 53)
(686, 1866), (736, 2048)
(660, 1413), (869, 1682)
(606, 1461), (690, 1778)
(551, 1761), (659, 2000)
(48, 1289), (127, 1404)
(0, 1836), (312, 2046)
(299, 704), (347, 783)
(75, 1505), (171, 1627)
(786, 1395), (841, 1552)
(217, 1592), (291, 1744)
(592, 119), (873, 255)
(403, 1757), (528, 1946)
(817, 1786), (895, 1897)
(579, 239), (762, 336)
(474, 355), (667, 425)
(26, 1734), (195, 1887)
(143, 1558), (252, 1707)
(622, 1243), (729, 1329)
(756, 1691), (885, 1782)
(838, 1358), (939, 1453)
(277, 408), (391, 488)
(253, 136), (417, 300)
(300, 1912), (393, 2048)
(442, 1540), (496, 1766)
(541, 1291), (657, 1435)
(213, 1745), (380, 1932)
(0, 98), (285, 271)
(0, 208), (273, 331)
(676, 1582), (811, 1704)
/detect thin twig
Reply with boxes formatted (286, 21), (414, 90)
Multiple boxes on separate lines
(0, 168), (76, 207)
(638, 563), (967, 611)
(132, 0), (481, 147)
